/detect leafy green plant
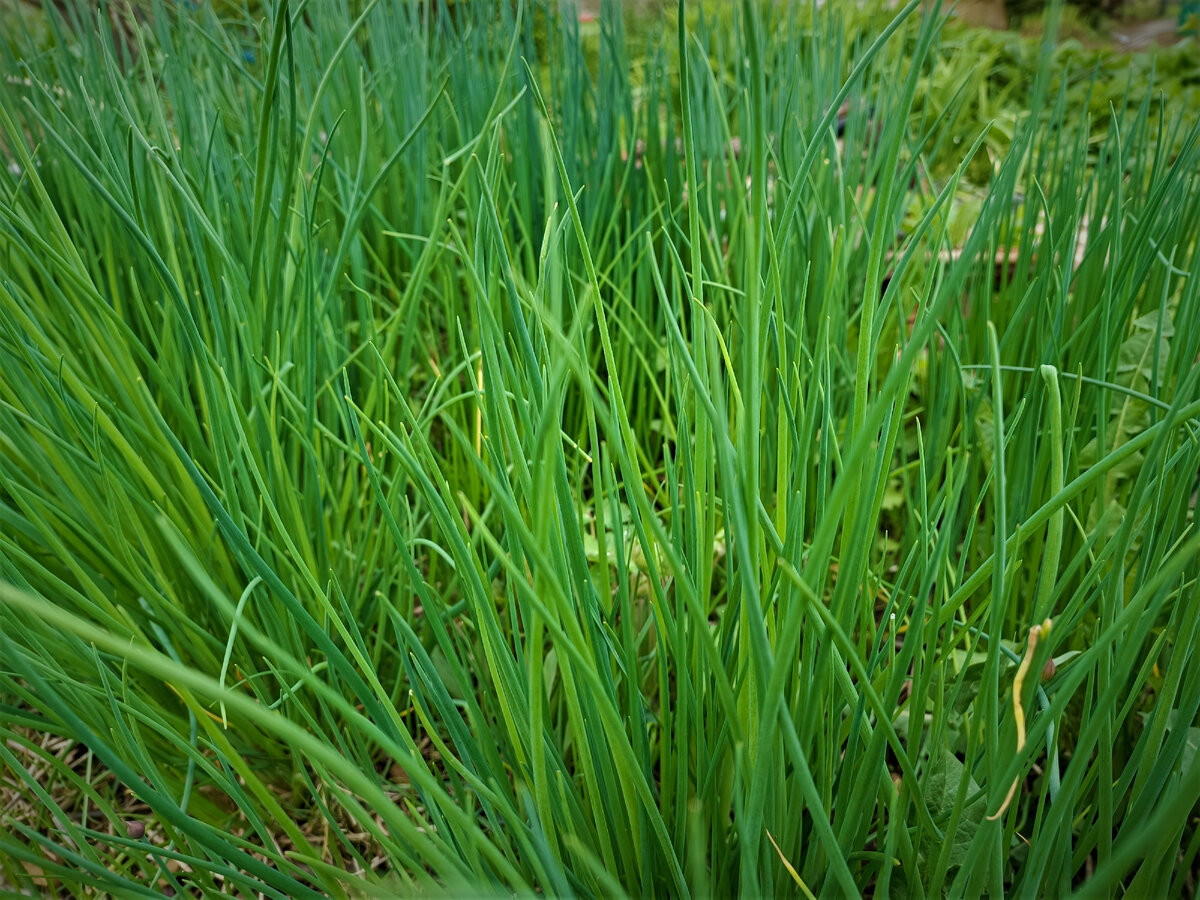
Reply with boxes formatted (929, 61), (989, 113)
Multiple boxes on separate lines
(1, 0), (1198, 896)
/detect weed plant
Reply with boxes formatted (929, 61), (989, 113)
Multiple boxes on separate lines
(1, 0), (1199, 896)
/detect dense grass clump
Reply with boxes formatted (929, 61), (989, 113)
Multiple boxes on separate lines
(2, 0), (1199, 895)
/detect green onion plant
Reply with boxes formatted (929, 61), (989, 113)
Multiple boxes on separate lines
(1, 0), (1198, 895)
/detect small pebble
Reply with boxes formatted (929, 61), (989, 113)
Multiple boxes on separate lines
(127, 820), (146, 840)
